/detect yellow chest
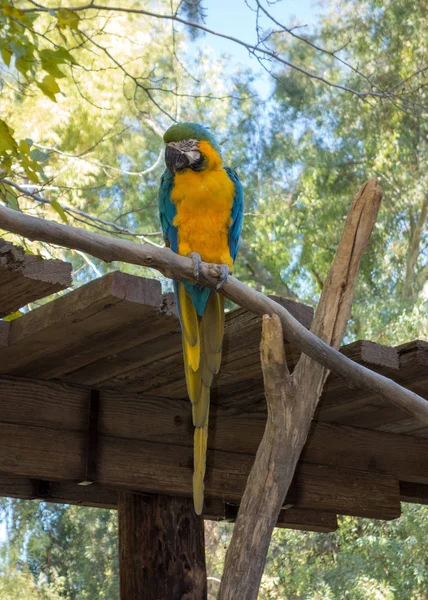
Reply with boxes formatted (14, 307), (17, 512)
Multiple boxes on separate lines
(171, 168), (235, 267)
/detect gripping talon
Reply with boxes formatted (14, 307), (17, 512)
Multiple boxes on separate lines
(188, 252), (202, 282)
(216, 264), (229, 291)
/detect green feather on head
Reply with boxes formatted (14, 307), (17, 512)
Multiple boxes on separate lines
(163, 122), (222, 155)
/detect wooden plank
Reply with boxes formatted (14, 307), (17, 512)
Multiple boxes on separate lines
(205, 501), (338, 533)
(0, 271), (163, 376)
(0, 474), (118, 508)
(118, 492), (207, 600)
(0, 420), (401, 519)
(397, 340), (428, 376)
(0, 238), (72, 317)
(2, 376), (428, 485)
(0, 474), (336, 532)
(0, 321), (9, 346)
(70, 298), (312, 394)
(400, 481), (428, 505)
(318, 341), (428, 423)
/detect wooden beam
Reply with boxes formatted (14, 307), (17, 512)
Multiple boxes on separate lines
(0, 270), (164, 377)
(0, 474), (117, 508)
(0, 420), (401, 520)
(205, 501), (338, 533)
(399, 482), (428, 505)
(318, 341), (428, 429)
(0, 238), (71, 317)
(0, 475), (337, 532)
(118, 492), (207, 600)
(2, 376), (427, 485)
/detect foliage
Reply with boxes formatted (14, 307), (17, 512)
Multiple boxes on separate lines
(263, 0), (428, 343)
(0, 499), (118, 600)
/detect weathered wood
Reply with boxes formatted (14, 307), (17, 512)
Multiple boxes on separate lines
(0, 238), (72, 317)
(219, 179), (383, 600)
(0, 419), (401, 519)
(204, 501), (338, 532)
(0, 474), (338, 532)
(2, 375), (428, 487)
(0, 474), (118, 508)
(46, 298), (311, 391)
(317, 341), (428, 429)
(399, 481), (428, 505)
(0, 271), (163, 376)
(0, 321), (9, 346)
(1, 199), (428, 425)
(119, 492), (207, 600)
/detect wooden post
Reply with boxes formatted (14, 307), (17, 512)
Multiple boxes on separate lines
(118, 492), (207, 600)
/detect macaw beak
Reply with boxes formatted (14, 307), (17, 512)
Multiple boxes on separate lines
(165, 146), (190, 174)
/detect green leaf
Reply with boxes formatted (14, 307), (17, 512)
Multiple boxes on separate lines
(16, 57), (33, 75)
(37, 75), (61, 102)
(40, 57), (66, 79)
(18, 139), (31, 155)
(29, 148), (49, 162)
(0, 120), (17, 153)
(57, 9), (80, 31)
(1, 47), (12, 67)
(52, 47), (77, 65)
(0, 183), (20, 211)
(51, 199), (68, 223)
(39, 48), (76, 78)
(2, 5), (26, 21)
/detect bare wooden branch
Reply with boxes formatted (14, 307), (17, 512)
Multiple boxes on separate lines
(1, 180), (427, 425)
(217, 315), (300, 600)
(218, 178), (385, 598)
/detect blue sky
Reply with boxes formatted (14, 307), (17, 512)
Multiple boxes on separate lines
(195, 0), (323, 96)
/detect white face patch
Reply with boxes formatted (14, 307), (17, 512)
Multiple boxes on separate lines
(167, 139), (201, 165)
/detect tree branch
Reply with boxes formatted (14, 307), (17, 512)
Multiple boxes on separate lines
(218, 314), (296, 600)
(217, 176), (383, 599)
(21, 1), (428, 114)
(0, 180), (428, 425)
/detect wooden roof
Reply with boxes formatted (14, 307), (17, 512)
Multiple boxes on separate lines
(1, 241), (427, 533)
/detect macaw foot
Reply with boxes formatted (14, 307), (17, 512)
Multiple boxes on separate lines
(215, 264), (230, 291)
(188, 252), (202, 282)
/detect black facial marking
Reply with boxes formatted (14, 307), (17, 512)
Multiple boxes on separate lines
(190, 154), (205, 171)
(165, 146), (190, 174)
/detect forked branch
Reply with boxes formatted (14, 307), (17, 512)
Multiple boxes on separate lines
(218, 176), (383, 598)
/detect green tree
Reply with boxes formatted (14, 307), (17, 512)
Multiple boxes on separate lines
(264, 0), (427, 343)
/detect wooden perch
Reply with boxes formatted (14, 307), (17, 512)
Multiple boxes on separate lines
(0, 180), (427, 426)
(0, 239), (71, 317)
(217, 178), (383, 598)
(217, 315), (297, 599)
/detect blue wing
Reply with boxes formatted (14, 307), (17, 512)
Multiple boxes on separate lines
(158, 168), (178, 252)
(224, 166), (244, 263)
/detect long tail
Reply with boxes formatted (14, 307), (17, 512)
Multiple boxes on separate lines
(177, 282), (225, 514)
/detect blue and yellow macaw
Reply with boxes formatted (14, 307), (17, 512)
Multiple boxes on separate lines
(158, 122), (244, 514)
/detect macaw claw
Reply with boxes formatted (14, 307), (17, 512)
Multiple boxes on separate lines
(188, 252), (202, 282)
(215, 264), (229, 291)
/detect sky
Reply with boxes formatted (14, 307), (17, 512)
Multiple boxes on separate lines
(195, 0), (323, 96)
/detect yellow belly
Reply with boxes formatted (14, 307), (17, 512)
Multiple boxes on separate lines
(171, 167), (235, 268)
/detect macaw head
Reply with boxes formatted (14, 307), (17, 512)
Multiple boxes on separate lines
(163, 122), (222, 175)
